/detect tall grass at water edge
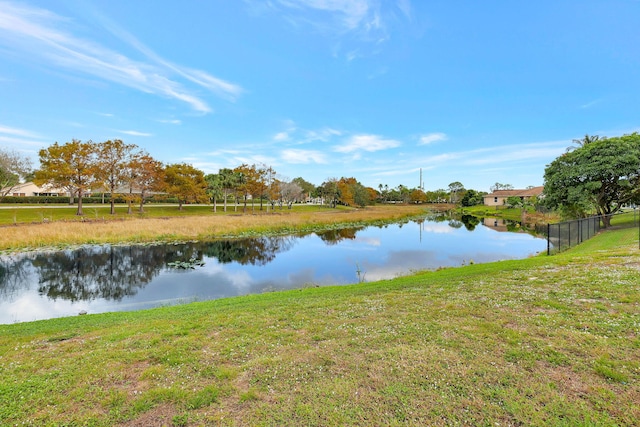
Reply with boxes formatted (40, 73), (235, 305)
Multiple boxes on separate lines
(0, 204), (428, 252)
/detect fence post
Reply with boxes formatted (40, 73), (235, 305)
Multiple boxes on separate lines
(547, 223), (550, 255)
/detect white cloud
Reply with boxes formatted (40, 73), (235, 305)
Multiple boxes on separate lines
(117, 130), (152, 137)
(334, 134), (401, 153)
(303, 127), (342, 142)
(0, 124), (39, 138)
(274, 132), (290, 142)
(419, 132), (447, 145)
(157, 119), (182, 125)
(0, 124), (47, 148)
(277, 0), (371, 31)
(0, 1), (243, 113)
(281, 148), (328, 164)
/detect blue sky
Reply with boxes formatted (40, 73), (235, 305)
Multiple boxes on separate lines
(1, 0), (639, 192)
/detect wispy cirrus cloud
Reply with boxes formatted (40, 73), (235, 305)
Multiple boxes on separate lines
(117, 130), (153, 137)
(334, 134), (401, 153)
(277, 0), (373, 32)
(251, 0), (413, 58)
(580, 99), (602, 109)
(281, 148), (328, 164)
(0, 1), (243, 113)
(459, 141), (568, 166)
(0, 124), (48, 149)
(157, 119), (182, 125)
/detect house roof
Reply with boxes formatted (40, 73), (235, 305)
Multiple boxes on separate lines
(484, 186), (544, 198)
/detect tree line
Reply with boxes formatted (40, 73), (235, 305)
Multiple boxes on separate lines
(10, 138), (589, 216)
(5, 139), (442, 216)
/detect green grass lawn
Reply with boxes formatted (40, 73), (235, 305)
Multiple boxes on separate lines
(0, 202), (330, 225)
(0, 217), (638, 426)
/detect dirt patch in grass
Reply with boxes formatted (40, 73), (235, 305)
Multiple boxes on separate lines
(121, 403), (178, 427)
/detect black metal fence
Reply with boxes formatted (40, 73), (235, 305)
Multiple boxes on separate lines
(546, 215), (604, 255)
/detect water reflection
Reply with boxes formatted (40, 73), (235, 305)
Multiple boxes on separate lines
(0, 216), (547, 324)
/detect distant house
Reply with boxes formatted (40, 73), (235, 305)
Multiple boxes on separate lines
(0, 182), (74, 197)
(0, 182), (69, 197)
(483, 186), (544, 206)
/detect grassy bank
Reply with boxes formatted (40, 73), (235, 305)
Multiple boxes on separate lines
(0, 217), (638, 425)
(0, 203), (336, 226)
(0, 204), (429, 252)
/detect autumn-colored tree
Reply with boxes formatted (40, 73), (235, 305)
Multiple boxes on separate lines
(409, 188), (427, 204)
(96, 139), (137, 214)
(335, 177), (371, 207)
(268, 179), (283, 209)
(164, 163), (207, 210)
(126, 152), (165, 213)
(337, 177), (356, 206)
(365, 186), (378, 204)
(233, 164), (260, 213)
(35, 139), (98, 215)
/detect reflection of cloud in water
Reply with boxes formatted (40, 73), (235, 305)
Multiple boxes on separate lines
(422, 224), (455, 234)
(354, 236), (381, 246)
(363, 248), (534, 282)
(2, 292), (90, 324)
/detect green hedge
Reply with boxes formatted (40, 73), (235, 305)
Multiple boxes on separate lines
(0, 195), (180, 204)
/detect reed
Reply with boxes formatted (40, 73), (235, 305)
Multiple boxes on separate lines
(0, 205), (429, 251)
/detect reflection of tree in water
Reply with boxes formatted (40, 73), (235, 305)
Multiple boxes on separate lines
(32, 245), (173, 302)
(0, 256), (33, 301)
(0, 236), (299, 303)
(461, 215), (480, 231)
(200, 235), (297, 266)
(316, 227), (364, 246)
(447, 219), (463, 229)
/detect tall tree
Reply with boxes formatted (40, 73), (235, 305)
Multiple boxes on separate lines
(543, 133), (640, 227)
(126, 152), (165, 213)
(96, 139), (137, 214)
(164, 163), (208, 210)
(321, 178), (339, 207)
(205, 173), (223, 213)
(279, 180), (303, 209)
(335, 177), (371, 207)
(218, 168), (239, 212)
(35, 140), (98, 215)
(292, 177), (316, 199)
(233, 164), (259, 213)
(448, 181), (465, 204)
(0, 149), (32, 199)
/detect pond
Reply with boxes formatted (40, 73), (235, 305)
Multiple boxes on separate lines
(0, 215), (546, 324)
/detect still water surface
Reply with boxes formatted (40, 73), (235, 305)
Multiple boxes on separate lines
(0, 216), (546, 324)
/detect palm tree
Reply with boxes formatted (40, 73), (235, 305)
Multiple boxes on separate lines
(567, 134), (601, 151)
